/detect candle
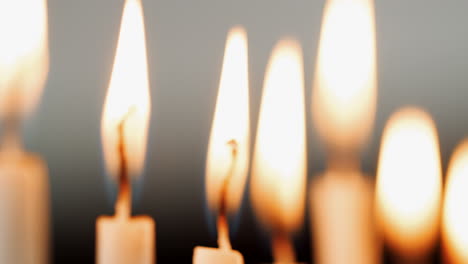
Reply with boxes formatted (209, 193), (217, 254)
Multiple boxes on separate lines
(442, 139), (468, 264)
(0, 0), (50, 263)
(375, 107), (442, 262)
(309, 0), (380, 263)
(193, 26), (249, 264)
(250, 39), (306, 263)
(96, 0), (155, 263)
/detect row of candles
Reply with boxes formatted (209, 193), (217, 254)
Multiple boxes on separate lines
(0, 0), (467, 263)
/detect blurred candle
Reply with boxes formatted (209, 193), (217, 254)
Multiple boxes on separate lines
(96, 0), (154, 263)
(250, 39), (306, 263)
(309, 0), (380, 263)
(442, 139), (468, 264)
(193, 26), (249, 264)
(376, 107), (442, 262)
(0, 0), (50, 263)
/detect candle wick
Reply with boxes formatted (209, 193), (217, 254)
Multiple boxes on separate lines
(1, 114), (21, 153)
(1, 84), (23, 152)
(327, 152), (360, 174)
(115, 107), (136, 218)
(217, 139), (238, 250)
(272, 231), (296, 263)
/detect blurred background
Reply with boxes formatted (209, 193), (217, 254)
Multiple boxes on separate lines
(20, 0), (468, 263)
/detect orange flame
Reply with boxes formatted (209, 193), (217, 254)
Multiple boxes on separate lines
(0, 0), (49, 117)
(312, 0), (377, 154)
(442, 140), (468, 263)
(205, 27), (250, 216)
(376, 107), (442, 258)
(251, 39), (307, 235)
(101, 0), (150, 180)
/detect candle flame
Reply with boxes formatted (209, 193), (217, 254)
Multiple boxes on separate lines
(0, 0), (49, 117)
(205, 27), (250, 216)
(312, 0), (377, 154)
(376, 107), (442, 258)
(442, 139), (468, 263)
(251, 39), (307, 236)
(101, 0), (150, 179)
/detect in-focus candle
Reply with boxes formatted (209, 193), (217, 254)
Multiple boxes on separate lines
(96, 0), (155, 263)
(193, 26), (250, 264)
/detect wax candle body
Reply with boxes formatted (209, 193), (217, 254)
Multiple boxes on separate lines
(310, 170), (380, 264)
(96, 215), (155, 264)
(193, 246), (243, 264)
(0, 151), (49, 264)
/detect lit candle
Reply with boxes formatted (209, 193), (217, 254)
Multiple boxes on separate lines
(376, 107), (442, 263)
(250, 39), (306, 263)
(442, 139), (468, 264)
(193, 26), (249, 264)
(96, 0), (155, 263)
(0, 0), (50, 263)
(309, 0), (380, 263)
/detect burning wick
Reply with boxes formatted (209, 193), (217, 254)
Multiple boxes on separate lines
(115, 107), (136, 218)
(272, 231), (295, 263)
(1, 113), (20, 151)
(1, 88), (23, 152)
(217, 139), (238, 250)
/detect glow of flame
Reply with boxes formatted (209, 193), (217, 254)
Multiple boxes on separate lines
(376, 107), (442, 258)
(205, 27), (250, 215)
(0, 0), (49, 117)
(101, 0), (150, 179)
(442, 140), (468, 263)
(312, 0), (377, 153)
(251, 39), (307, 233)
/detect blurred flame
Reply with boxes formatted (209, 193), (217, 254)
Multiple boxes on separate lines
(205, 27), (250, 215)
(0, 0), (49, 117)
(312, 0), (377, 153)
(376, 107), (442, 258)
(101, 0), (150, 179)
(251, 39), (307, 233)
(442, 140), (468, 263)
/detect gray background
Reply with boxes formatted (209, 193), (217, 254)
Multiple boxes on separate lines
(19, 0), (468, 263)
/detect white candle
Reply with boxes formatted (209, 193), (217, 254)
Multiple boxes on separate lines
(96, 0), (155, 263)
(193, 246), (243, 264)
(96, 215), (155, 264)
(375, 107), (442, 262)
(0, 0), (50, 263)
(250, 39), (307, 263)
(0, 152), (49, 264)
(309, 0), (380, 263)
(442, 139), (468, 264)
(310, 169), (379, 264)
(193, 26), (249, 264)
